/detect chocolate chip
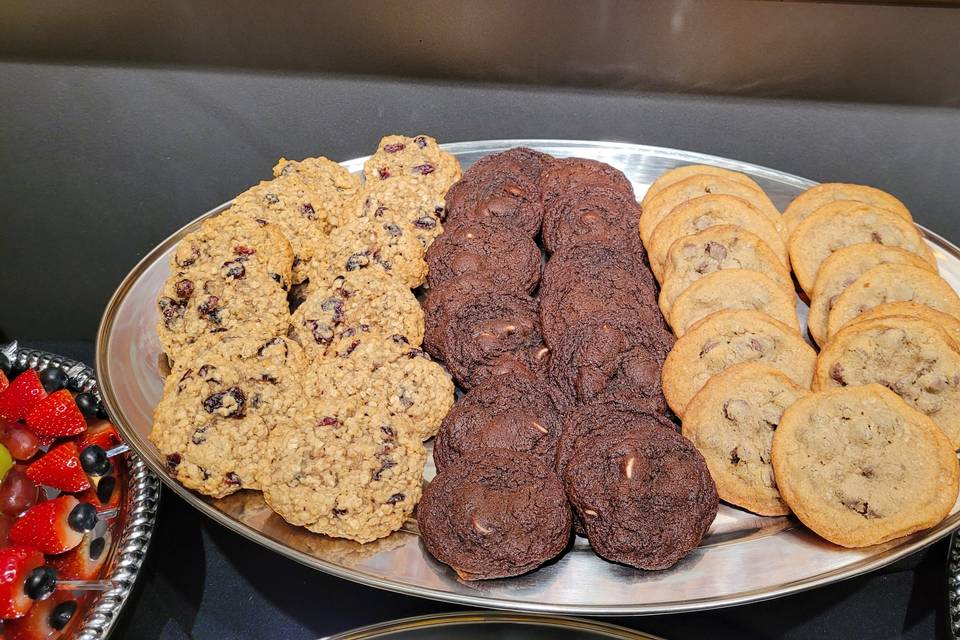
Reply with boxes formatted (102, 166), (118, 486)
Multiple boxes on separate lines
(723, 398), (749, 422)
(729, 448), (740, 465)
(705, 241), (727, 261)
(830, 362), (847, 386)
(332, 508), (348, 517)
(870, 232), (882, 243)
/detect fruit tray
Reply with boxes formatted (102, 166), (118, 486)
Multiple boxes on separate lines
(95, 139), (960, 615)
(1, 342), (160, 639)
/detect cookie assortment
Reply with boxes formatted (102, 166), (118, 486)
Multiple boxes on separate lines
(152, 134), (459, 542)
(654, 163), (960, 549)
(419, 149), (717, 578)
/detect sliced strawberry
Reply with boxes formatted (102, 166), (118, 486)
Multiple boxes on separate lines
(0, 370), (8, 394)
(26, 443), (90, 493)
(0, 372), (47, 423)
(48, 529), (111, 581)
(8, 496), (93, 555)
(5, 592), (83, 640)
(0, 546), (44, 619)
(25, 391), (85, 439)
(75, 420), (121, 453)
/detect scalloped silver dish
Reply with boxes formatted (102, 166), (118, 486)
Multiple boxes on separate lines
(96, 139), (960, 615)
(2, 342), (161, 640)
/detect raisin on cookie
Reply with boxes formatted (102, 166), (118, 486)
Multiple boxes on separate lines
(417, 449), (571, 580)
(563, 428), (718, 570)
(682, 362), (809, 516)
(661, 309), (816, 416)
(772, 385), (958, 548)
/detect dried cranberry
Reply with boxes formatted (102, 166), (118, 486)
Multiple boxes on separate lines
(373, 457), (396, 480)
(345, 253), (369, 271)
(374, 205), (387, 218)
(175, 279), (194, 299)
(202, 387), (246, 417)
(386, 493), (405, 504)
(300, 203), (316, 219)
(413, 136), (427, 148)
(383, 223), (402, 237)
(223, 259), (246, 280)
(166, 453), (182, 470)
(413, 163), (435, 175)
(413, 216), (436, 230)
(383, 142), (405, 153)
(305, 319), (333, 345)
(234, 246), (256, 256)
(175, 247), (199, 268)
(225, 472), (241, 486)
(320, 416), (339, 426)
(378, 168), (390, 180)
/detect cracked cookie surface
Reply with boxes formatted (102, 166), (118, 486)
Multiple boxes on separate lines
(682, 362), (809, 516)
(771, 384), (958, 548)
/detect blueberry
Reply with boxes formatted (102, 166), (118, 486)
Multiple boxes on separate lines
(24, 566), (57, 601)
(75, 392), (100, 416)
(80, 445), (111, 476)
(0, 353), (10, 376)
(96, 476), (116, 504)
(89, 536), (106, 561)
(48, 600), (77, 631)
(67, 503), (97, 533)
(40, 368), (68, 392)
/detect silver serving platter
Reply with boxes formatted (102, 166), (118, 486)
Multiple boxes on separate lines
(95, 139), (960, 615)
(1, 342), (160, 640)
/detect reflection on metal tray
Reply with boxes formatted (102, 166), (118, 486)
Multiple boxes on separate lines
(324, 612), (659, 639)
(96, 140), (960, 615)
(3, 342), (160, 640)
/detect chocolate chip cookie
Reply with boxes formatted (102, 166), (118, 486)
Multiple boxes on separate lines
(541, 186), (641, 254)
(150, 335), (305, 497)
(289, 271), (424, 360)
(363, 134), (461, 192)
(788, 202), (936, 295)
(669, 270), (800, 337)
(264, 406), (426, 543)
(563, 427), (718, 570)
(813, 315), (960, 448)
(641, 165), (764, 209)
(807, 244), (937, 346)
(538, 157), (635, 207)
(417, 449), (572, 580)
(782, 183), (913, 238)
(548, 314), (675, 410)
(433, 372), (570, 472)
(425, 224), (542, 294)
(661, 310), (816, 416)
(682, 362), (809, 516)
(826, 263), (960, 341)
(432, 290), (549, 389)
(848, 302), (960, 347)
(772, 384), (959, 547)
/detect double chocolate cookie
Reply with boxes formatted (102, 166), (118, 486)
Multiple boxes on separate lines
(541, 187), (642, 254)
(549, 314), (675, 411)
(444, 172), (544, 239)
(425, 224), (542, 294)
(432, 290), (549, 389)
(563, 427), (718, 570)
(417, 449), (572, 580)
(537, 157), (635, 207)
(433, 371), (570, 472)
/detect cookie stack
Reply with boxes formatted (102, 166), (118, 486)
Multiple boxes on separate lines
(419, 150), (718, 578)
(152, 135), (462, 544)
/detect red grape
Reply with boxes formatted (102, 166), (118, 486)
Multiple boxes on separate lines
(0, 466), (39, 516)
(1, 426), (39, 461)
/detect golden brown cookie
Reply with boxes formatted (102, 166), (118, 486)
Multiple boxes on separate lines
(813, 315), (960, 448)
(772, 384), (959, 548)
(682, 362), (809, 516)
(308, 217), (428, 289)
(826, 264), (960, 340)
(150, 335), (305, 497)
(668, 270), (800, 337)
(263, 405), (426, 543)
(846, 302), (960, 346)
(807, 244), (937, 346)
(362, 134), (461, 193)
(647, 194), (788, 282)
(640, 165), (764, 209)
(638, 174), (783, 245)
(782, 183), (912, 238)
(289, 271), (424, 360)
(661, 310), (816, 416)
(787, 202), (935, 295)
(657, 225), (794, 317)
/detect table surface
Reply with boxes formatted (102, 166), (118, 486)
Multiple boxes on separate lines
(25, 340), (954, 640)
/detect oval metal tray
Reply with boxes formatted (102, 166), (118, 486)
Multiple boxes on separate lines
(95, 139), (960, 615)
(2, 343), (160, 639)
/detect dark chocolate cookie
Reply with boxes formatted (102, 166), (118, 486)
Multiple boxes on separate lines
(548, 314), (674, 410)
(422, 275), (505, 360)
(417, 449), (572, 580)
(542, 238), (653, 289)
(541, 187), (642, 254)
(563, 428), (718, 570)
(444, 168), (543, 238)
(436, 290), (549, 389)
(425, 224), (542, 294)
(460, 147), (554, 184)
(434, 372), (570, 472)
(538, 261), (660, 349)
(537, 157), (635, 207)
